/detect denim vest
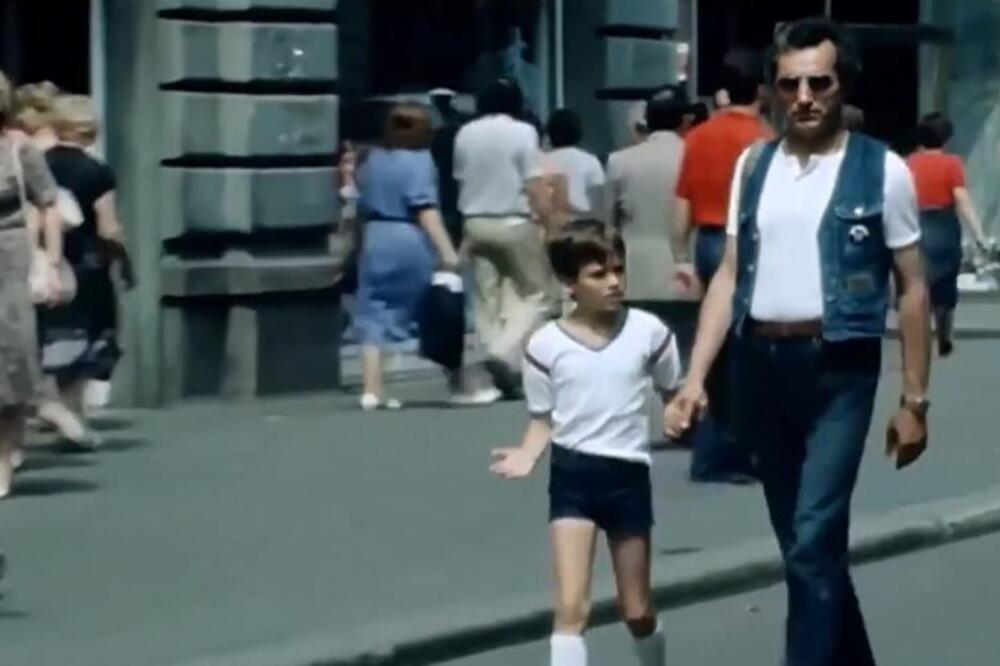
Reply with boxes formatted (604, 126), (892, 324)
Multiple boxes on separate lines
(732, 133), (892, 341)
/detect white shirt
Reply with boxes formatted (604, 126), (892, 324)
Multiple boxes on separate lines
(726, 137), (921, 321)
(544, 146), (606, 214)
(454, 114), (544, 217)
(523, 309), (681, 465)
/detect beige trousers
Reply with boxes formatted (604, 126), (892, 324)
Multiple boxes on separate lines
(463, 216), (554, 368)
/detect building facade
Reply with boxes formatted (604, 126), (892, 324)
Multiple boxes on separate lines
(0, 0), (996, 405)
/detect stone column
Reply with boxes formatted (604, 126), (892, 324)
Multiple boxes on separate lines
(149, 0), (342, 402)
(563, 0), (680, 156)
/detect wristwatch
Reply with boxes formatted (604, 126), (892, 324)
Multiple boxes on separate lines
(900, 395), (930, 419)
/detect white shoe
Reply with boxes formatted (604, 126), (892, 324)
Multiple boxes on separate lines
(449, 387), (502, 407)
(360, 394), (403, 411)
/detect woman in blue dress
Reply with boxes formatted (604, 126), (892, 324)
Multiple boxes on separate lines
(354, 103), (498, 409)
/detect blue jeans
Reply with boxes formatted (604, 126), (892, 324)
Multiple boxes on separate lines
(734, 333), (881, 666)
(694, 226), (727, 286)
(690, 226), (753, 480)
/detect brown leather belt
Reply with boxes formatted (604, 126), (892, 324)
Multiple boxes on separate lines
(749, 318), (823, 338)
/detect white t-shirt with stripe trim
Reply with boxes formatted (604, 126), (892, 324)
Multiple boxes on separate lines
(522, 308), (681, 466)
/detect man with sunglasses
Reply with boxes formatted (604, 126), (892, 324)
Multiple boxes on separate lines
(666, 18), (931, 666)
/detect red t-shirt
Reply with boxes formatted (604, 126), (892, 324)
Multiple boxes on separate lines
(675, 111), (774, 227)
(906, 150), (965, 210)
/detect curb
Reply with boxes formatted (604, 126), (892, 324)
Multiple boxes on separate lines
(175, 488), (1000, 666)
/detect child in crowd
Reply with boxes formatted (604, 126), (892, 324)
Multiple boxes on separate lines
(491, 220), (680, 666)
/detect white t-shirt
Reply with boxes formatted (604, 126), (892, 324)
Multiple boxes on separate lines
(544, 146), (606, 214)
(523, 309), (681, 466)
(454, 114), (544, 217)
(726, 137), (921, 321)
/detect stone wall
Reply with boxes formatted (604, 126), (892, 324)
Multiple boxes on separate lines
(108, 0), (343, 404)
(564, 0), (680, 157)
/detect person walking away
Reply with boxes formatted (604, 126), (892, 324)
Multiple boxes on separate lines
(672, 48), (772, 483)
(0, 72), (63, 497)
(355, 103), (498, 409)
(36, 95), (132, 447)
(606, 87), (687, 307)
(906, 111), (990, 356)
(454, 79), (553, 398)
(429, 88), (468, 247)
(492, 220), (680, 666)
(667, 19), (930, 666)
(543, 109), (606, 221)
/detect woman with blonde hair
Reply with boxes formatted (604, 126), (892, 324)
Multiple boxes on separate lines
(12, 81), (60, 150)
(0, 72), (63, 497)
(35, 94), (131, 446)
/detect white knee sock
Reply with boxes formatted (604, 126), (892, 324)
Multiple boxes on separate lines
(633, 622), (665, 666)
(551, 633), (588, 666)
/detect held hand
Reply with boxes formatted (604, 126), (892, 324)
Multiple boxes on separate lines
(886, 408), (928, 470)
(664, 382), (708, 439)
(490, 447), (538, 480)
(673, 264), (701, 296)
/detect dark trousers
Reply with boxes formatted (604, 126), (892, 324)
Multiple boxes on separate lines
(690, 226), (755, 480)
(735, 333), (881, 666)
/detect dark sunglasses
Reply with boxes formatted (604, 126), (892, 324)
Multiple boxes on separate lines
(775, 75), (835, 95)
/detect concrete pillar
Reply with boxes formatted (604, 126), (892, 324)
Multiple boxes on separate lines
(102, 0), (344, 404)
(105, 0), (166, 406)
(563, 0), (680, 157)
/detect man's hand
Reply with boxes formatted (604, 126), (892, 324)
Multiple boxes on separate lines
(490, 447), (539, 480)
(886, 408), (928, 470)
(673, 263), (701, 296)
(664, 382), (708, 439)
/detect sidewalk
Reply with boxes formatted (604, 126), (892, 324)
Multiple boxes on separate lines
(0, 340), (998, 666)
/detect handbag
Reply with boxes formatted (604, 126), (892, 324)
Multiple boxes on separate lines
(418, 271), (466, 371)
(11, 141), (77, 305)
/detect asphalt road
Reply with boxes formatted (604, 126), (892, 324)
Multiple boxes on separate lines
(442, 532), (1000, 666)
(0, 339), (998, 665)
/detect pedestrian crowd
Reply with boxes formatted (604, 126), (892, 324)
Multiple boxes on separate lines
(329, 15), (995, 666)
(0, 72), (130, 499)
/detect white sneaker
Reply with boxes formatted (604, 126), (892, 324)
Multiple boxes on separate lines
(450, 387), (502, 407)
(360, 394), (403, 411)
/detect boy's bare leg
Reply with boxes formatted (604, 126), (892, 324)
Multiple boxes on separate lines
(550, 519), (598, 666)
(609, 534), (664, 666)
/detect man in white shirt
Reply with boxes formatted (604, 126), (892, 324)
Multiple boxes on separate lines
(543, 108), (605, 218)
(666, 19), (930, 666)
(454, 79), (552, 397)
(605, 88), (687, 304)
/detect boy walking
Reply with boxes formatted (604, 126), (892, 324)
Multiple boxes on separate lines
(491, 220), (680, 666)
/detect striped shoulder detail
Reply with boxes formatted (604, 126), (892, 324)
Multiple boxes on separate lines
(524, 350), (550, 376)
(646, 330), (675, 371)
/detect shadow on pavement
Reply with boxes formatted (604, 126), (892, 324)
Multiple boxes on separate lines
(658, 546), (703, 556)
(18, 455), (95, 473)
(96, 437), (148, 453)
(89, 416), (134, 432)
(13, 478), (99, 497)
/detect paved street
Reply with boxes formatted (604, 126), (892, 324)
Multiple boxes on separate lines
(442, 532), (1000, 666)
(0, 338), (998, 665)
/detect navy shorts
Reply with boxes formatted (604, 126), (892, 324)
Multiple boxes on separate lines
(548, 445), (653, 537)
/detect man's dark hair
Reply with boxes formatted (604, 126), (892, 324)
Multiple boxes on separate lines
(546, 108), (583, 148)
(688, 102), (710, 126)
(915, 111), (953, 148)
(476, 78), (524, 116)
(645, 85), (687, 132)
(548, 219), (626, 283)
(719, 48), (764, 105)
(767, 18), (861, 96)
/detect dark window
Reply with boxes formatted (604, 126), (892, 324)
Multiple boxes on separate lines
(0, 0), (90, 92)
